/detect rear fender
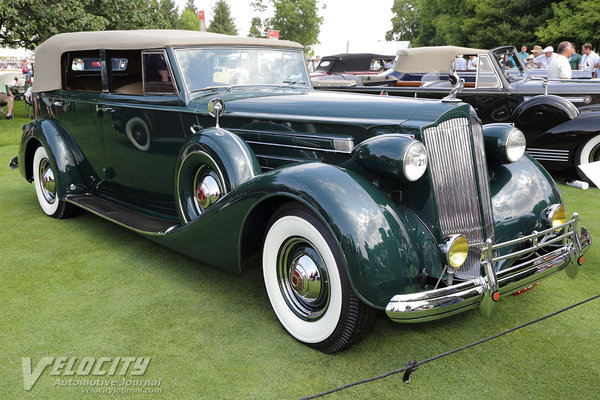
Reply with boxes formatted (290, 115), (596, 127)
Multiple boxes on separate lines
(18, 118), (88, 198)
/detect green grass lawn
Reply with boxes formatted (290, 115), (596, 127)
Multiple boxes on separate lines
(1, 100), (599, 399)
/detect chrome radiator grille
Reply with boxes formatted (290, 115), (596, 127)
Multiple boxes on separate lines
(423, 118), (494, 278)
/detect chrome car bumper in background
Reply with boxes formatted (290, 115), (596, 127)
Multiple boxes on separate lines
(386, 213), (591, 323)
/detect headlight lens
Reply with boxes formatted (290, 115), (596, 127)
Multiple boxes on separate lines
(505, 128), (526, 162)
(440, 234), (469, 269)
(403, 141), (428, 181)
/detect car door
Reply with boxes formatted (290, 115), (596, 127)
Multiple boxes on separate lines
(98, 49), (187, 215)
(45, 51), (108, 188)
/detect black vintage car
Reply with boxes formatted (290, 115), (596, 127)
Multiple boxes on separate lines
(315, 46), (600, 180)
(310, 53), (397, 87)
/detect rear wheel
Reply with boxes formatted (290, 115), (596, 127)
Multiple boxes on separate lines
(32, 146), (75, 218)
(262, 202), (375, 353)
(575, 134), (600, 183)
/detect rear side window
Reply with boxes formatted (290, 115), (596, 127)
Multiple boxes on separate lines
(63, 51), (102, 92)
(108, 50), (143, 95)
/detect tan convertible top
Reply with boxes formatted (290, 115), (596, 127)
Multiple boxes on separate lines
(392, 46), (488, 73)
(34, 30), (304, 93)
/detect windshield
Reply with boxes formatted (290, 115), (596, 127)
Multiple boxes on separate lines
(175, 47), (309, 92)
(491, 47), (529, 82)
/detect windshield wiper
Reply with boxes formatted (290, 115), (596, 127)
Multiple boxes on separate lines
(190, 85), (232, 94)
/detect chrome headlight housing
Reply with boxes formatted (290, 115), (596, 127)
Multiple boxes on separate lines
(483, 124), (526, 164)
(403, 141), (428, 181)
(351, 135), (428, 182)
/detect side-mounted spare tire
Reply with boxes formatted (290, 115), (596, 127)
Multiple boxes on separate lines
(175, 127), (262, 223)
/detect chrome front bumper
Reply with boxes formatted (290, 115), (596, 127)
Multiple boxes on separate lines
(386, 213), (591, 323)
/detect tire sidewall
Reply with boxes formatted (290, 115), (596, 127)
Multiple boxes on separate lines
(577, 134), (600, 165)
(33, 146), (60, 216)
(263, 210), (344, 344)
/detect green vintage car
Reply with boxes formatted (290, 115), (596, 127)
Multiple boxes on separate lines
(11, 30), (591, 353)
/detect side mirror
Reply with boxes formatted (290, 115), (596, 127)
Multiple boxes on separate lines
(208, 98), (225, 128)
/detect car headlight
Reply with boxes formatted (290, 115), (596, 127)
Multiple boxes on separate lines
(505, 128), (526, 162)
(351, 135), (428, 182)
(439, 234), (469, 269)
(543, 204), (567, 231)
(483, 124), (526, 164)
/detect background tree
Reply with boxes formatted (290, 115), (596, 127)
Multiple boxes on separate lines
(207, 0), (238, 35)
(462, 0), (553, 49)
(385, 1), (420, 42)
(157, 0), (180, 29)
(248, 17), (266, 38)
(177, 9), (200, 30)
(536, 0), (600, 49)
(0, 0), (175, 48)
(269, 0), (324, 51)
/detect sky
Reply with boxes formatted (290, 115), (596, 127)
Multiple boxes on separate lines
(175, 0), (397, 56)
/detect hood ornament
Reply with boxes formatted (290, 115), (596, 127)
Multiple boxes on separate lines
(442, 59), (465, 102)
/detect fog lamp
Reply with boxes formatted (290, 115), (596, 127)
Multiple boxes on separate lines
(440, 234), (469, 269)
(543, 204), (566, 231)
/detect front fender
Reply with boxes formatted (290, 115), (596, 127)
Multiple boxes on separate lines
(18, 118), (88, 198)
(154, 162), (441, 310)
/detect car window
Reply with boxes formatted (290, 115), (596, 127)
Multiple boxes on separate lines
(143, 51), (177, 95)
(108, 50), (143, 95)
(475, 55), (501, 89)
(63, 51), (102, 92)
(175, 48), (309, 92)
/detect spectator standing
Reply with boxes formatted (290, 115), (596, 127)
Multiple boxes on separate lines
(467, 55), (477, 70)
(569, 47), (582, 70)
(533, 46), (556, 69)
(548, 41), (574, 79)
(580, 43), (599, 76)
(518, 45), (529, 61)
(454, 55), (467, 70)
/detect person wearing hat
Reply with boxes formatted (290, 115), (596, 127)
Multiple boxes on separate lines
(533, 46), (556, 69)
(525, 54), (535, 69)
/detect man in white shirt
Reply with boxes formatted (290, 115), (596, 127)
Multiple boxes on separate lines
(454, 55), (467, 70)
(533, 46), (556, 69)
(548, 41), (574, 79)
(580, 43), (599, 76)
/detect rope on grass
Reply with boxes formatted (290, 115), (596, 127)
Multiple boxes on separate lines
(300, 293), (600, 400)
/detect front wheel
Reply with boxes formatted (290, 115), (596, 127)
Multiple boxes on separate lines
(32, 146), (75, 218)
(262, 203), (375, 353)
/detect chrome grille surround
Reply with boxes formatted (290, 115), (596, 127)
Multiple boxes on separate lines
(423, 117), (495, 278)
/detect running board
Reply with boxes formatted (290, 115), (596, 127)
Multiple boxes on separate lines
(67, 194), (179, 235)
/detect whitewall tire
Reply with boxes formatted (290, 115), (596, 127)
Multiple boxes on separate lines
(262, 203), (375, 353)
(32, 146), (75, 219)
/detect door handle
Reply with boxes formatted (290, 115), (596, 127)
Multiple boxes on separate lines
(96, 105), (114, 113)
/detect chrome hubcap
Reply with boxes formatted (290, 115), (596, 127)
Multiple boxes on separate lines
(193, 167), (222, 211)
(278, 238), (329, 320)
(38, 158), (56, 204)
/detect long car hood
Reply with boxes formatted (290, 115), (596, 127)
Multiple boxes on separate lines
(190, 87), (462, 127)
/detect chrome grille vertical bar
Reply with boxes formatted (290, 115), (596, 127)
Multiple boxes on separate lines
(423, 118), (494, 278)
